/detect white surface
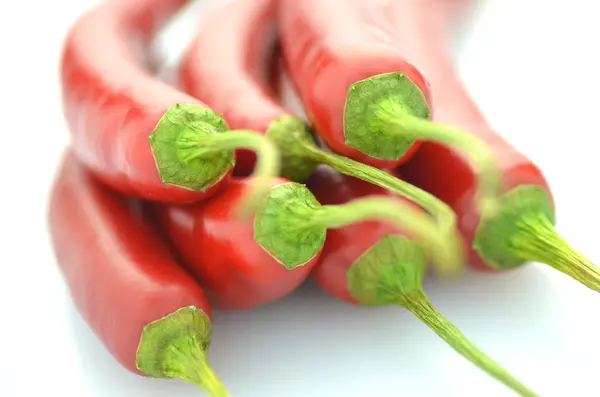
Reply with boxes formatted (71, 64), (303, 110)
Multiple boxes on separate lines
(1, 0), (599, 396)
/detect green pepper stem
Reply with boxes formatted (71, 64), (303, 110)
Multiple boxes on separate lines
(403, 292), (539, 397)
(300, 144), (462, 276)
(347, 236), (538, 396)
(381, 111), (502, 217)
(309, 196), (462, 274)
(135, 307), (228, 397)
(173, 348), (229, 397)
(265, 115), (464, 275)
(187, 130), (280, 218)
(302, 144), (454, 230)
(511, 212), (600, 292)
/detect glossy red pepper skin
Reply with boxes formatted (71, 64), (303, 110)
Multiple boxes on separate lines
(391, 1), (552, 270)
(61, 0), (230, 202)
(155, 178), (320, 310)
(48, 152), (212, 374)
(179, 0), (283, 175)
(307, 167), (417, 304)
(276, 0), (432, 169)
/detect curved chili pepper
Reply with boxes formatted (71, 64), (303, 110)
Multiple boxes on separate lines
(307, 167), (538, 397)
(61, 0), (278, 205)
(48, 152), (227, 397)
(390, 0), (600, 292)
(156, 173), (456, 310)
(276, 0), (505, 221)
(177, 0), (463, 275)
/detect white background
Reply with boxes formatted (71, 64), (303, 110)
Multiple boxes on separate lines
(0, 0), (599, 396)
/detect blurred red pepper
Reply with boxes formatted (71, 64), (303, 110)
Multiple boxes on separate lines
(390, 0), (600, 292)
(179, 0), (283, 175)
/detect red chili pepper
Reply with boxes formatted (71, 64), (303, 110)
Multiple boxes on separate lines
(61, 0), (278, 204)
(48, 152), (228, 397)
(179, 0), (286, 176)
(156, 171), (454, 310)
(307, 167), (538, 397)
(390, 1), (600, 290)
(276, 0), (433, 169)
(155, 178), (318, 310)
(276, 0), (507, 219)
(178, 0), (463, 275)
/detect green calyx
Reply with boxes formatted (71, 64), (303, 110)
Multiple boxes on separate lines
(149, 104), (234, 191)
(475, 184), (600, 293)
(253, 181), (462, 274)
(345, 73), (502, 218)
(344, 72), (430, 160)
(254, 182), (326, 269)
(347, 235), (539, 397)
(474, 185), (556, 269)
(260, 114), (463, 276)
(347, 235), (427, 306)
(266, 114), (464, 276)
(136, 306), (228, 397)
(265, 115), (319, 182)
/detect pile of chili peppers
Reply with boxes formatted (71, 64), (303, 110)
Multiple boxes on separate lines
(49, 0), (599, 396)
